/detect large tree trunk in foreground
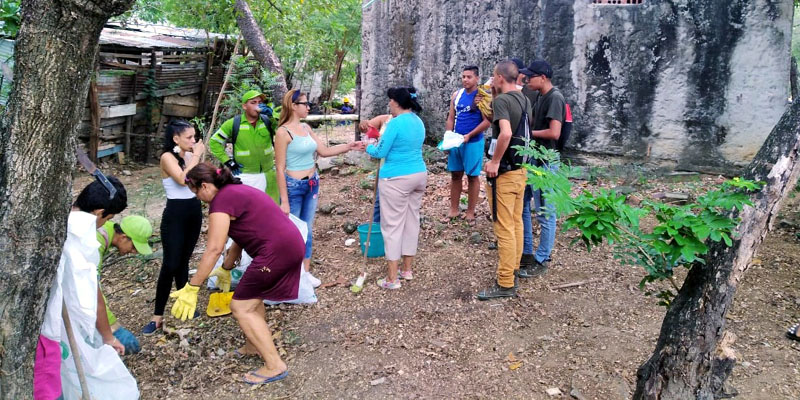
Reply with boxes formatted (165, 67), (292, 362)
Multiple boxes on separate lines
(634, 101), (800, 399)
(0, 0), (134, 396)
(234, 0), (288, 102)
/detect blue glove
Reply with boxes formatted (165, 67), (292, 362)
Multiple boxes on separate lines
(113, 327), (141, 355)
(259, 104), (274, 118)
(224, 159), (242, 176)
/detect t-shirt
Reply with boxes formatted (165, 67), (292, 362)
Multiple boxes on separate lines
(491, 91), (532, 142)
(366, 112), (427, 179)
(96, 221), (114, 274)
(453, 88), (484, 142)
(96, 221), (118, 325)
(209, 184), (304, 300)
(532, 87), (566, 150)
(522, 87), (540, 117)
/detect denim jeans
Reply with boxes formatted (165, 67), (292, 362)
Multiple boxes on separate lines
(286, 172), (319, 259)
(522, 163), (558, 263)
(373, 185), (381, 223)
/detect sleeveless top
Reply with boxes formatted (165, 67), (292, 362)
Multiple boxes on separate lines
(162, 152), (196, 199)
(283, 127), (318, 171)
(454, 88), (483, 142)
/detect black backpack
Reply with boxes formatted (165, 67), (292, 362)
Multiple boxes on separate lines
(230, 113), (276, 162)
(499, 94), (532, 172)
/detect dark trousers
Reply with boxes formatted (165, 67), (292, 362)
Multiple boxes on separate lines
(155, 198), (202, 316)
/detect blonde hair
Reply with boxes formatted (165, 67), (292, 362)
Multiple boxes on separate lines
(278, 89), (303, 127)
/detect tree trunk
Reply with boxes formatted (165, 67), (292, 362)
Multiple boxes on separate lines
(0, 0), (135, 396)
(634, 100), (800, 399)
(234, 0), (288, 102)
(323, 48), (347, 103)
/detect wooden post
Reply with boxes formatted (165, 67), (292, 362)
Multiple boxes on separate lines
(62, 302), (91, 400)
(146, 51), (158, 163)
(198, 42), (216, 115)
(88, 69), (100, 163)
(355, 63), (361, 141)
(124, 64), (138, 158)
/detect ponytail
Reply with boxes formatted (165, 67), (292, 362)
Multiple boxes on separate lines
(186, 162), (242, 190)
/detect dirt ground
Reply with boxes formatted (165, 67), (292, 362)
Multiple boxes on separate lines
(86, 126), (800, 399)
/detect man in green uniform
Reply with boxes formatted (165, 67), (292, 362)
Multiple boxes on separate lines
(96, 215), (153, 354)
(209, 90), (279, 202)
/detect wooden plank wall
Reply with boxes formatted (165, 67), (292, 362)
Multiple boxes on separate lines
(81, 48), (211, 161)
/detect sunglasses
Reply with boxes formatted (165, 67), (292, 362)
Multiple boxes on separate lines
(294, 101), (312, 107)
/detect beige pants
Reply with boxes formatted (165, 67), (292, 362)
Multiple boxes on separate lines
(485, 169), (526, 288)
(378, 172), (428, 261)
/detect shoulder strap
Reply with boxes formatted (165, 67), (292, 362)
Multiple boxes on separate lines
(232, 115), (241, 146)
(281, 126), (294, 140)
(510, 93), (530, 130)
(261, 114), (275, 148)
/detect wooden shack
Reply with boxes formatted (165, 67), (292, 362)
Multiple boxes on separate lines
(1, 25), (238, 162)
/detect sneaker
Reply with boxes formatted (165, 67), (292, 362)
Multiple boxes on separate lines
(306, 271), (322, 288)
(377, 277), (402, 289)
(476, 283), (516, 300)
(398, 270), (413, 280)
(519, 254), (535, 269)
(141, 321), (162, 336)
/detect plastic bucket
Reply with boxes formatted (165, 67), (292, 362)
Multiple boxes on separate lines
(357, 223), (384, 258)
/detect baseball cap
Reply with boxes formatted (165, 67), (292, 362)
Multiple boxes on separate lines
(119, 215), (153, 255)
(520, 60), (553, 79)
(241, 90), (267, 104)
(510, 58), (525, 71)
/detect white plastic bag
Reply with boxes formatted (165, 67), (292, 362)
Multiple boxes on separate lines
(437, 130), (464, 151)
(238, 172), (267, 192)
(264, 266), (318, 305)
(60, 329), (139, 400)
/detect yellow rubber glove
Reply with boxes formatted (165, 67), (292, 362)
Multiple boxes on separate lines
(209, 267), (232, 293)
(169, 284), (199, 321)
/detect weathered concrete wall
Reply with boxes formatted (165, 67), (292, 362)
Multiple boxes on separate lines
(361, 0), (793, 171)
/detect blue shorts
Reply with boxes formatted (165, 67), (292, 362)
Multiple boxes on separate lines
(447, 136), (485, 176)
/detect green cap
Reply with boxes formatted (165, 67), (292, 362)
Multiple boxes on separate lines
(119, 215), (153, 255)
(241, 90), (266, 104)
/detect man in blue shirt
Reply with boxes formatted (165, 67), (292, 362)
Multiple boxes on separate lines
(445, 65), (491, 223)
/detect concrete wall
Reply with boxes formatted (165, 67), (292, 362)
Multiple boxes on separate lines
(361, 0), (794, 171)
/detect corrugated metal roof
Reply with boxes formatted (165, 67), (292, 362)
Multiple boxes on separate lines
(100, 28), (210, 50)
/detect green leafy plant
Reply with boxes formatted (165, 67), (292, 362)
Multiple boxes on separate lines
(516, 140), (763, 307)
(0, 0), (20, 38)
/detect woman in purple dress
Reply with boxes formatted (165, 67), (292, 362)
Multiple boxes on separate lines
(170, 162), (304, 385)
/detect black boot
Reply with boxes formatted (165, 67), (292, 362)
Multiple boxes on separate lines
(518, 254), (535, 278)
(519, 253), (534, 269)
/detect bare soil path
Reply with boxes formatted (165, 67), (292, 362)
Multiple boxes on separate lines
(86, 128), (800, 399)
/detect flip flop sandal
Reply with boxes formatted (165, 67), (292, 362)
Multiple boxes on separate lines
(440, 216), (458, 224)
(786, 323), (800, 342)
(233, 349), (258, 358)
(243, 370), (289, 385)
